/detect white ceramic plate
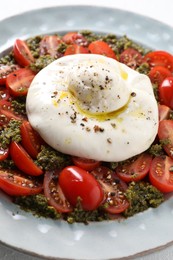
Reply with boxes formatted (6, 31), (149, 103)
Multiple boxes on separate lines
(0, 5), (173, 260)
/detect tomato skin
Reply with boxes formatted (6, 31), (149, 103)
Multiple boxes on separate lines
(0, 169), (43, 196)
(158, 104), (171, 121)
(62, 32), (88, 46)
(6, 68), (35, 97)
(72, 156), (101, 171)
(159, 76), (173, 109)
(0, 101), (24, 126)
(116, 153), (152, 183)
(20, 121), (43, 158)
(91, 166), (129, 214)
(64, 44), (89, 55)
(0, 147), (9, 161)
(119, 48), (143, 69)
(149, 156), (173, 193)
(0, 87), (10, 102)
(158, 120), (173, 158)
(88, 41), (117, 59)
(44, 170), (73, 213)
(148, 66), (172, 86)
(59, 166), (104, 211)
(13, 39), (35, 67)
(10, 141), (43, 176)
(145, 51), (173, 72)
(0, 64), (20, 85)
(39, 35), (62, 57)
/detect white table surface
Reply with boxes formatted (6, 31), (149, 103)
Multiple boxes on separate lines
(0, 0), (173, 259)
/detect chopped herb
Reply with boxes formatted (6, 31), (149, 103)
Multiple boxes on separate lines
(36, 145), (72, 171)
(0, 119), (22, 148)
(123, 181), (164, 217)
(148, 143), (164, 156)
(0, 159), (16, 170)
(30, 55), (56, 72)
(11, 97), (26, 116)
(26, 35), (43, 58)
(0, 52), (15, 65)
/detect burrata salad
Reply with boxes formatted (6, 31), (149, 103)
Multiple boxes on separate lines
(0, 31), (173, 223)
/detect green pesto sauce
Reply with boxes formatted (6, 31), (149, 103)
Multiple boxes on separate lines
(11, 97), (27, 116)
(35, 145), (72, 171)
(123, 182), (164, 217)
(0, 119), (22, 149)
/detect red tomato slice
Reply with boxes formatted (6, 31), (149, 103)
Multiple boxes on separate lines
(149, 155), (173, 193)
(64, 44), (89, 55)
(0, 87), (10, 101)
(148, 66), (172, 86)
(159, 76), (173, 109)
(0, 147), (9, 161)
(145, 51), (173, 72)
(0, 101), (24, 126)
(158, 104), (171, 121)
(72, 156), (101, 171)
(91, 166), (129, 214)
(158, 120), (173, 158)
(59, 166), (104, 211)
(119, 48), (143, 69)
(0, 169), (43, 196)
(20, 121), (43, 158)
(39, 35), (62, 57)
(44, 170), (73, 213)
(62, 32), (88, 46)
(88, 41), (117, 59)
(0, 64), (20, 85)
(10, 141), (43, 176)
(13, 39), (35, 67)
(116, 153), (152, 183)
(6, 68), (35, 97)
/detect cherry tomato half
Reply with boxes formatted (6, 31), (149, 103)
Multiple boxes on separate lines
(149, 156), (173, 193)
(39, 35), (62, 57)
(59, 166), (104, 211)
(44, 170), (73, 213)
(91, 166), (129, 214)
(20, 121), (43, 158)
(62, 32), (88, 46)
(148, 66), (172, 86)
(72, 156), (101, 171)
(0, 64), (20, 85)
(0, 87), (10, 101)
(158, 120), (173, 159)
(64, 44), (89, 55)
(159, 76), (173, 109)
(13, 39), (35, 67)
(6, 68), (35, 97)
(158, 104), (171, 121)
(0, 169), (43, 196)
(119, 48), (143, 69)
(116, 153), (152, 183)
(145, 51), (173, 72)
(0, 100), (23, 126)
(10, 141), (43, 176)
(88, 41), (117, 60)
(0, 147), (9, 161)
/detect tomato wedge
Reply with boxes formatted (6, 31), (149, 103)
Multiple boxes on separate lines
(13, 39), (35, 67)
(72, 156), (101, 171)
(91, 166), (129, 214)
(39, 35), (62, 57)
(0, 147), (9, 161)
(0, 64), (20, 85)
(0, 169), (42, 196)
(44, 170), (72, 213)
(148, 66), (172, 86)
(158, 120), (173, 158)
(6, 68), (35, 97)
(10, 141), (43, 176)
(59, 166), (104, 211)
(159, 76), (173, 109)
(119, 48), (143, 69)
(116, 153), (152, 182)
(149, 155), (173, 193)
(145, 51), (173, 72)
(20, 121), (43, 158)
(62, 32), (88, 46)
(0, 100), (23, 126)
(64, 44), (89, 55)
(88, 41), (117, 59)
(0, 87), (10, 101)
(158, 104), (171, 121)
